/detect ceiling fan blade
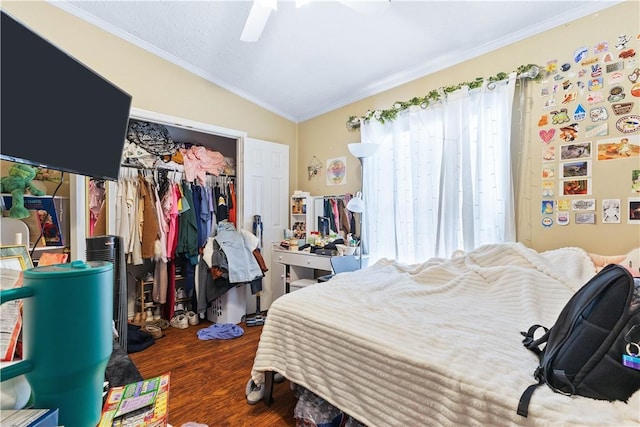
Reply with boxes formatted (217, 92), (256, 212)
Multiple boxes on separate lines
(240, 0), (276, 42)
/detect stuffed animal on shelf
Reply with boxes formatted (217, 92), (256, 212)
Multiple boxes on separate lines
(0, 164), (45, 219)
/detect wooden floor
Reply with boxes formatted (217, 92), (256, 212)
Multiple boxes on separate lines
(128, 317), (297, 427)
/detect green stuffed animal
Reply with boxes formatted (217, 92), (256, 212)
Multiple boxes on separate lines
(1, 164), (45, 219)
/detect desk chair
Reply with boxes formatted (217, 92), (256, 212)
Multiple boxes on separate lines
(317, 255), (360, 282)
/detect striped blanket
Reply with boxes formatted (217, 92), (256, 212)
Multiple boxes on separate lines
(251, 242), (640, 426)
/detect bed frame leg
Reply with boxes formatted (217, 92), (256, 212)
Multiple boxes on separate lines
(264, 370), (274, 406)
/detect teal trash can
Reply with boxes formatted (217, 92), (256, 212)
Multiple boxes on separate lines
(0, 260), (114, 427)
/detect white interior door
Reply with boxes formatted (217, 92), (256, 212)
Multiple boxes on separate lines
(242, 137), (289, 312)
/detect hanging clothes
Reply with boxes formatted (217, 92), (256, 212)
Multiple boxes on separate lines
(139, 175), (160, 260)
(88, 179), (105, 236)
(176, 181), (199, 266)
(227, 180), (236, 226)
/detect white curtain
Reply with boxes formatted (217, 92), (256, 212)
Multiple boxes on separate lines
(361, 73), (517, 264)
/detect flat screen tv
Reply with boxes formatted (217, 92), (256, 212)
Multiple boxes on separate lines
(1, 11), (132, 181)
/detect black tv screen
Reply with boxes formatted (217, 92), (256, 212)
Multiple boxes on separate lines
(1, 11), (132, 181)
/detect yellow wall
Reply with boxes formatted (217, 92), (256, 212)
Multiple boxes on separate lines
(298, 0), (640, 255)
(3, 1), (639, 255)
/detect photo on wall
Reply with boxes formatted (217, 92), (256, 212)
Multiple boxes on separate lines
(560, 159), (591, 178)
(326, 156), (346, 186)
(559, 141), (592, 160)
(597, 135), (640, 161)
(632, 169), (640, 193)
(602, 199), (621, 224)
(561, 179), (591, 196)
(629, 197), (640, 224)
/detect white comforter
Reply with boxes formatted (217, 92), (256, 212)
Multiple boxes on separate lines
(251, 242), (640, 426)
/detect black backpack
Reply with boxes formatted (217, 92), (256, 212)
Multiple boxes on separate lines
(517, 263), (640, 417)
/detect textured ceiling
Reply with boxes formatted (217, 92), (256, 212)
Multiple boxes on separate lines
(53, 0), (622, 123)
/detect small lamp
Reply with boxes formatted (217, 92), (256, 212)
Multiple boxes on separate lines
(347, 143), (379, 268)
(346, 191), (364, 213)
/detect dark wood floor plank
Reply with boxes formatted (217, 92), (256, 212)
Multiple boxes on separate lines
(128, 319), (296, 426)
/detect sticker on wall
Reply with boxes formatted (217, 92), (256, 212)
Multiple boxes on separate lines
(572, 199), (596, 211)
(597, 135), (640, 160)
(588, 77), (603, 91)
(628, 68), (639, 84)
(603, 53), (614, 63)
(562, 179), (592, 196)
(541, 200), (554, 215)
(585, 123), (608, 137)
(547, 59), (559, 74)
(325, 156), (347, 186)
(573, 104), (586, 121)
(631, 83), (640, 98)
(541, 216), (554, 228)
(632, 169), (640, 194)
(615, 35), (631, 50)
(581, 57), (598, 67)
(594, 41), (608, 55)
(557, 199), (571, 211)
(560, 141), (592, 160)
(541, 84), (550, 97)
(543, 97), (557, 110)
(542, 163), (555, 179)
(602, 199), (621, 224)
(589, 106), (609, 122)
(627, 197), (640, 224)
(550, 109), (570, 124)
(575, 212), (596, 224)
(538, 114), (549, 126)
(542, 181), (555, 198)
(587, 91), (604, 104)
(561, 159), (591, 179)
(576, 80), (586, 95)
(542, 145), (555, 161)
(612, 102), (634, 115)
(559, 123), (579, 142)
(616, 115), (640, 133)
(619, 48), (636, 60)
(562, 93), (577, 104)
(539, 128), (556, 143)
(578, 68), (588, 78)
(591, 64), (603, 78)
(606, 63), (624, 74)
(562, 80), (573, 91)
(561, 63), (571, 72)
(608, 86), (626, 102)
(557, 212), (570, 226)
(574, 48), (588, 63)
(608, 72), (624, 87)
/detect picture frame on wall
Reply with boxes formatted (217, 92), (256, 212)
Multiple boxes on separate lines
(0, 244), (34, 271)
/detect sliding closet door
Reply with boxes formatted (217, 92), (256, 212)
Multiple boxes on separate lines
(242, 137), (289, 311)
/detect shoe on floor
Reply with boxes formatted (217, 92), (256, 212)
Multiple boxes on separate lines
(187, 311), (199, 325)
(170, 314), (188, 329)
(246, 379), (264, 405)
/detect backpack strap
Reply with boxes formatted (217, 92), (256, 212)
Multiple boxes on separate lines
(521, 324), (549, 356)
(517, 379), (542, 418)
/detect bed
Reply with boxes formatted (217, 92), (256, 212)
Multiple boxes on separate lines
(250, 242), (640, 426)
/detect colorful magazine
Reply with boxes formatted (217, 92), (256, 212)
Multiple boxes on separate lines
(2, 196), (64, 247)
(99, 373), (170, 427)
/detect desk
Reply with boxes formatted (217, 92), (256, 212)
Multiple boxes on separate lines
(272, 245), (332, 296)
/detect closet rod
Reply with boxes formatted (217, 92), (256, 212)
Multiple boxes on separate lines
(120, 163), (235, 178)
(318, 194), (347, 199)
